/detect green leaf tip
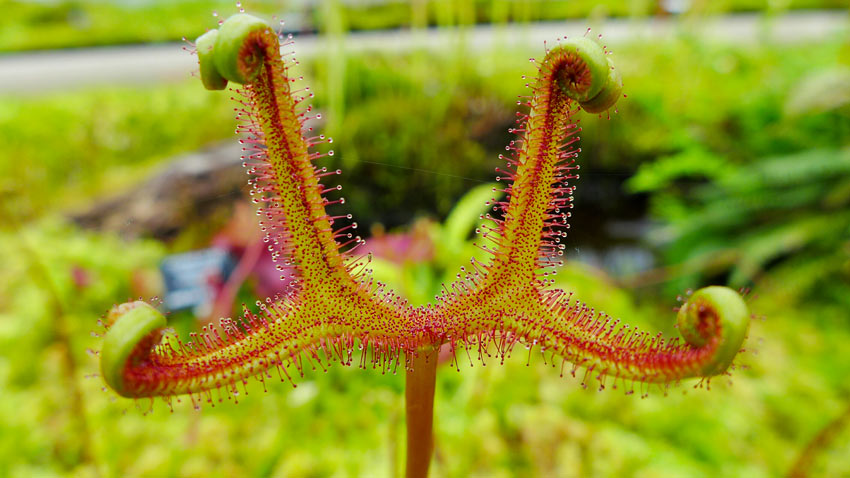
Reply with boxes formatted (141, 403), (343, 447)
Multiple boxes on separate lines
(196, 30), (228, 90)
(551, 37), (608, 102)
(579, 58), (623, 113)
(547, 37), (622, 113)
(100, 301), (166, 397)
(195, 13), (274, 89)
(677, 286), (750, 376)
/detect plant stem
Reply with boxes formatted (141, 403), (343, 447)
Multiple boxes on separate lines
(405, 349), (438, 478)
(788, 400), (850, 478)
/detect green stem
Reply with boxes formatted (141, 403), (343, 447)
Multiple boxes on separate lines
(405, 349), (438, 478)
(788, 401), (850, 478)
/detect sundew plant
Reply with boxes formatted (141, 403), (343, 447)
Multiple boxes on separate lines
(98, 13), (751, 477)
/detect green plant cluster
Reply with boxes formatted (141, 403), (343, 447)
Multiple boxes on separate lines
(622, 40), (850, 306)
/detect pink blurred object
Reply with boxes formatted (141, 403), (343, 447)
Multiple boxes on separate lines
(206, 202), (298, 322)
(70, 264), (91, 290)
(362, 218), (435, 265)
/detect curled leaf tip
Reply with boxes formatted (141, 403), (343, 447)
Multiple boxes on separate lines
(546, 37), (622, 113)
(550, 37), (608, 102)
(100, 301), (166, 397)
(195, 13), (274, 88)
(677, 286), (750, 376)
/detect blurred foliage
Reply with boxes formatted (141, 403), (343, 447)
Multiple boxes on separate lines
(580, 36), (850, 172)
(368, 182), (501, 306)
(5, 33), (848, 230)
(3, 0), (849, 52)
(623, 47), (850, 303)
(315, 51), (515, 227)
(0, 220), (162, 475)
(630, 148), (850, 306)
(309, 35), (850, 235)
(0, 82), (234, 221)
(0, 0), (283, 52)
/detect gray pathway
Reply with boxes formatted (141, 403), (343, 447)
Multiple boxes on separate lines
(0, 11), (846, 94)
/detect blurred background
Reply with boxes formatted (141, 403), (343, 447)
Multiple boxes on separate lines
(1, 1), (849, 477)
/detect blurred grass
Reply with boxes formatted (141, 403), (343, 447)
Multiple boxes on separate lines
(0, 0), (284, 52)
(2, 0), (849, 52)
(1, 3), (849, 477)
(0, 81), (235, 219)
